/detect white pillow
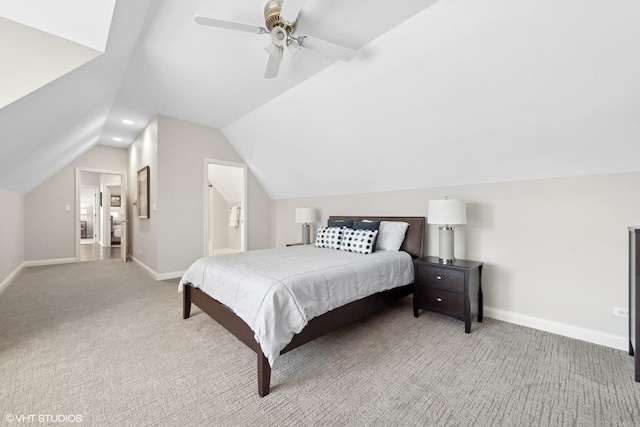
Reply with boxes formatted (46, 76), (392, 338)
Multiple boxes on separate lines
(375, 221), (409, 251)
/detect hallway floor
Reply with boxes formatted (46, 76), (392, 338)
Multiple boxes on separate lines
(80, 244), (121, 262)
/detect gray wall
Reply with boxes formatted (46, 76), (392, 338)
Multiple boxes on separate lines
(128, 118), (159, 272)
(210, 185), (229, 251)
(24, 145), (129, 262)
(130, 116), (272, 277)
(0, 189), (24, 289)
(272, 171), (640, 350)
(227, 202), (242, 251)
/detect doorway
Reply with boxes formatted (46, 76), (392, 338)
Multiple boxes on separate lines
(76, 168), (128, 262)
(205, 159), (247, 256)
(79, 186), (98, 244)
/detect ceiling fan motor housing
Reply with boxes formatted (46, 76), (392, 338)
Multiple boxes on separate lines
(264, 0), (297, 33)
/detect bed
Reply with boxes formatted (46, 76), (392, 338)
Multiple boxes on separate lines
(180, 216), (425, 396)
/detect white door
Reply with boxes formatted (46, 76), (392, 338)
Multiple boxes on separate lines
(120, 179), (128, 262)
(79, 186), (98, 244)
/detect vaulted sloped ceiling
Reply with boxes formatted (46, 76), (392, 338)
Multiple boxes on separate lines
(224, 0), (640, 199)
(0, 0), (638, 199)
(0, 0), (152, 194)
(0, 0), (438, 195)
(0, 0), (116, 108)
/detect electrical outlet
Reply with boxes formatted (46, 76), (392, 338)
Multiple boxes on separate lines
(613, 307), (629, 318)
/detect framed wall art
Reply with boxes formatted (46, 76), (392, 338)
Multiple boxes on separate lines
(137, 166), (150, 219)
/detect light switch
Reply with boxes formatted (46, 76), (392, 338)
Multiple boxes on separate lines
(65, 205), (71, 212)
(152, 203), (157, 212)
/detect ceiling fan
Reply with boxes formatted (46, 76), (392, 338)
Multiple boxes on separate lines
(195, 0), (355, 79)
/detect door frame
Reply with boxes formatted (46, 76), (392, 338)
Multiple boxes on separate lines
(75, 167), (128, 262)
(203, 158), (248, 257)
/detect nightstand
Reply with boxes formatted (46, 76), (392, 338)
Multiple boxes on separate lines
(413, 256), (483, 333)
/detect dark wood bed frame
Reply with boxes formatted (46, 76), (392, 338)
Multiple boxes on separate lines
(183, 216), (425, 396)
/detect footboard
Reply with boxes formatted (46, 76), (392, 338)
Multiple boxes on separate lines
(183, 285), (272, 396)
(183, 283), (412, 397)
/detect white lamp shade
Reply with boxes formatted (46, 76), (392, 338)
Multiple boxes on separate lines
(427, 199), (467, 225)
(295, 207), (316, 224)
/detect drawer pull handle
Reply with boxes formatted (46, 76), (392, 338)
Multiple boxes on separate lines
(436, 276), (442, 280)
(436, 297), (442, 302)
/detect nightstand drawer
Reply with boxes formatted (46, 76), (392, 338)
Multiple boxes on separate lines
(417, 287), (464, 315)
(416, 264), (465, 292)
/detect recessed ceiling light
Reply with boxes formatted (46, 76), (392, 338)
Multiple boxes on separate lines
(122, 119), (134, 125)
(112, 137), (123, 142)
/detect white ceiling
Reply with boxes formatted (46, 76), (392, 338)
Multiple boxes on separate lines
(0, 0), (116, 51)
(0, 0), (152, 194)
(0, 17), (102, 109)
(226, 0), (640, 198)
(104, 0), (439, 141)
(0, 0), (639, 199)
(0, 0), (116, 110)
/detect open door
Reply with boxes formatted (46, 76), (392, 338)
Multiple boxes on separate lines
(79, 186), (98, 244)
(120, 180), (128, 262)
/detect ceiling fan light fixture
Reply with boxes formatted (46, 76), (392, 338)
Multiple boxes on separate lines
(195, 0), (354, 79)
(270, 25), (287, 47)
(287, 38), (301, 57)
(265, 42), (283, 60)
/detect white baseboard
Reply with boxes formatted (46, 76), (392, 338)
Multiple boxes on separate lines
(130, 257), (183, 281)
(23, 258), (77, 267)
(212, 248), (240, 255)
(484, 306), (628, 351)
(131, 257), (158, 280)
(1, 257), (77, 295)
(0, 262), (26, 295)
(157, 271), (185, 281)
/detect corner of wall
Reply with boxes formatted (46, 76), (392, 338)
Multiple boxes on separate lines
(0, 188), (25, 290)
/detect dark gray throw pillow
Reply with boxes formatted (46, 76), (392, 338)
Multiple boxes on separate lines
(327, 219), (354, 228)
(353, 220), (380, 231)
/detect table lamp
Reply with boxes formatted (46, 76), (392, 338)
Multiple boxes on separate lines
(427, 198), (467, 264)
(295, 207), (316, 245)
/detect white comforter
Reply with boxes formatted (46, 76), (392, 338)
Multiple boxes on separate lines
(178, 245), (414, 366)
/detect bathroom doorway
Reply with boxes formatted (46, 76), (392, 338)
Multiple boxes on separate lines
(205, 159), (247, 256)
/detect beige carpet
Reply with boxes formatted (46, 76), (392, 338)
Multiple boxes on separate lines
(1, 259), (639, 426)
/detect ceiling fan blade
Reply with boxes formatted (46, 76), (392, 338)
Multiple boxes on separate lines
(264, 45), (283, 79)
(280, 0), (306, 23)
(298, 36), (355, 62)
(194, 16), (266, 34)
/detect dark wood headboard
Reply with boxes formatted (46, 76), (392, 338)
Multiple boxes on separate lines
(328, 216), (425, 259)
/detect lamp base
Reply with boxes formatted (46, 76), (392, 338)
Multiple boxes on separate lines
(302, 224), (311, 245)
(438, 226), (455, 264)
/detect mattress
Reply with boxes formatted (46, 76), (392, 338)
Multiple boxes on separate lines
(178, 245), (414, 366)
